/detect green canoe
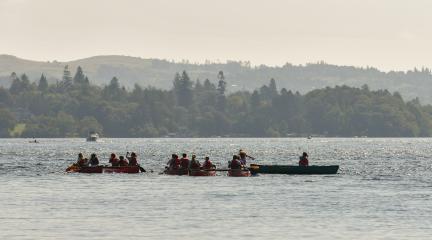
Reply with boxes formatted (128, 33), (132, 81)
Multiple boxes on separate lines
(249, 164), (339, 175)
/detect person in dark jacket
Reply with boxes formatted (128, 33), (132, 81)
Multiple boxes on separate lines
(127, 152), (138, 166)
(89, 153), (99, 166)
(118, 156), (129, 166)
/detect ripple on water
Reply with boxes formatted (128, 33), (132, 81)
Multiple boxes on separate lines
(0, 138), (432, 240)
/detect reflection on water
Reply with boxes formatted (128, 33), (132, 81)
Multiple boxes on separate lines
(0, 138), (431, 239)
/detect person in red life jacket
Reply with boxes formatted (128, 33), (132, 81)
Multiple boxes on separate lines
(127, 152), (138, 166)
(167, 154), (181, 170)
(109, 153), (120, 167)
(188, 154), (201, 170)
(229, 155), (242, 169)
(76, 153), (88, 167)
(118, 156), (129, 166)
(299, 152), (309, 166)
(180, 153), (189, 169)
(202, 156), (215, 169)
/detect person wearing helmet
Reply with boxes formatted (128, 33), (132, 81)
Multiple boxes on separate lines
(109, 153), (120, 167)
(299, 152), (309, 166)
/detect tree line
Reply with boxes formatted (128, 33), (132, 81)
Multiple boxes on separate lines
(1, 65), (431, 138)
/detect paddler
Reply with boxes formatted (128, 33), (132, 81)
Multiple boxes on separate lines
(299, 152), (309, 166)
(76, 153), (88, 167)
(229, 155), (242, 169)
(202, 156), (215, 169)
(167, 154), (180, 170)
(109, 153), (120, 167)
(118, 156), (129, 166)
(126, 152), (138, 166)
(189, 154), (201, 170)
(239, 149), (254, 166)
(89, 153), (99, 166)
(180, 153), (189, 169)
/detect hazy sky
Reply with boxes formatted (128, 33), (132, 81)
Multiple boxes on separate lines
(1, 0), (431, 70)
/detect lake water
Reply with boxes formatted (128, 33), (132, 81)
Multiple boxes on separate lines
(0, 138), (431, 240)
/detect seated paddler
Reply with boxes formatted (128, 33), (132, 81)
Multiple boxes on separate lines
(189, 154), (201, 170)
(229, 155), (242, 169)
(127, 152), (138, 166)
(167, 154), (180, 170)
(118, 156), (129, 166)
(76, 153), (88, 167)
(299, 152), (309, 166)
(89, 153), (99, 166)
(180, 153), (190, 169)
(109, 153), (120, 167)
(202, 156), (215, 170)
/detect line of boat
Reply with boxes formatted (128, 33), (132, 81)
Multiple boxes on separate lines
(66, 164), (339, 176)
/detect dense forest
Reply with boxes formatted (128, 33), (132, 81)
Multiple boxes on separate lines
(2, 55), (432, 104)
(1, 65), (432, 138)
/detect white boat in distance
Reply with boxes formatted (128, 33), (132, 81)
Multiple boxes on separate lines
(86, 132), (99, 142)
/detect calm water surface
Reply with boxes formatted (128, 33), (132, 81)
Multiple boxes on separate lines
(0, 138), (431, 240)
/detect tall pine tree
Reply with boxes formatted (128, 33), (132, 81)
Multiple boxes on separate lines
(38, 74), (48, 92)
(73, 66), (87, 84)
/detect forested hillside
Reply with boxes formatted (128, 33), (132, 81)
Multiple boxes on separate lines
(1, 55), (432, 104)
(1, 66), (431, 138)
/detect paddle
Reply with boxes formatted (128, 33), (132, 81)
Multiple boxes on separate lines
(138, 165), (146, 172)
(207, 168), (250, 172)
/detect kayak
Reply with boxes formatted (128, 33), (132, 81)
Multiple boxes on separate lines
(164, 168), (189, 176)
(249, 164), (339, 175)
(102, 166), (140, 174)
(189, 168), (216, 176)
(66, 165), (102, 173)
(227, 169), (251, 177)
(65, 165), (140, 174)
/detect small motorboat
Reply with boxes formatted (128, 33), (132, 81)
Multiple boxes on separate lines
(189, 168), (216, 176)
(227, 169), (251, 177)
(86, 132), (99, 142)
(249, 164), (339, 175)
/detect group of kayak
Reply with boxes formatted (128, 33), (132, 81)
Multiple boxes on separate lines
(66, 149), (322, 176)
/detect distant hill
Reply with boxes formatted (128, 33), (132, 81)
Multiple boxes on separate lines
(1, 54), (432, 104)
